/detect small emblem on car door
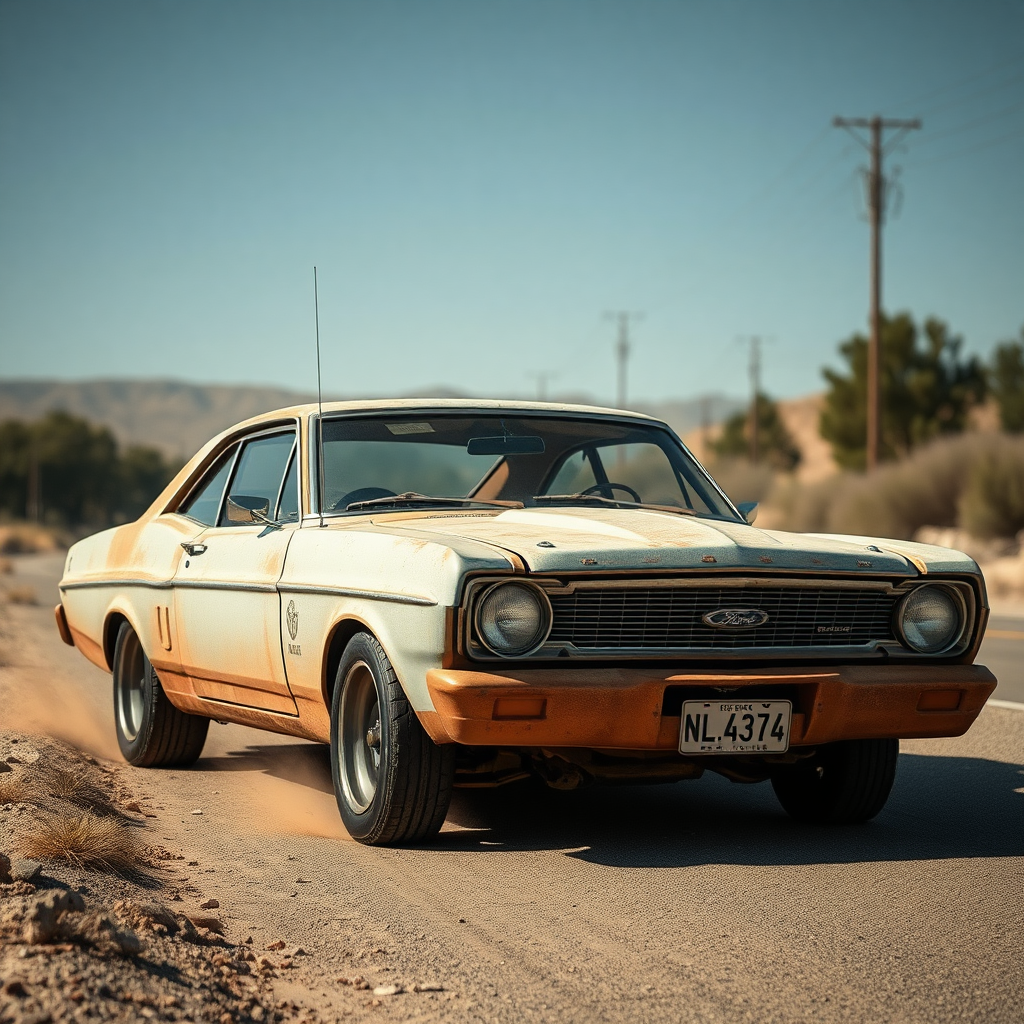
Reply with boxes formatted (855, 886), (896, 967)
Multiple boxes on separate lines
(286, 600), (299, 640)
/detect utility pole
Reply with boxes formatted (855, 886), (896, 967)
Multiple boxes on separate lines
(528, 371), (558, 402)
(604, 311), (644, 409)
(746, 336), (761, 464)
(833, 114), (921, 472)
(700, 395), (712, 461)
(26, 436), (40, 523)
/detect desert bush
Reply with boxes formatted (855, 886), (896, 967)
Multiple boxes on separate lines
(5, 585), (38, 605)
(0, 771), (43, 806)
(758, 432), (1024, 540)
(21, 811), (142, 875)
(705, 458), (777, 508)
(958, 438), (1024, 539)
(757, 474), (840, 533)
(35, 764), (114, 813)
(0, 522), (63, 554)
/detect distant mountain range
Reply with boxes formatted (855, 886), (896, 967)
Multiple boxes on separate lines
(0, 378), (747, 460)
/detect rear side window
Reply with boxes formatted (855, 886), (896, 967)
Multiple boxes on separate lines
(178, 445), (237, 526)
(220, 432), (295, 527)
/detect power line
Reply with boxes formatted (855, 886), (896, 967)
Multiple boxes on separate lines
(905, 124), (1024, 169)
(911, 98), (1024, 148)
(917, 68), (1024, 119)
(833, 115), (922, 473)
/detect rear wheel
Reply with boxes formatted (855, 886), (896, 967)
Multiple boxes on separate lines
(771, 739), (898, 824)
(112, 621), (208, 767)
(330, 632), (454, 845)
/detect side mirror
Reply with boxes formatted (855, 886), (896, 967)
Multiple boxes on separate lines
(737, 501), (759, 525)
(226, 495), (271, 524)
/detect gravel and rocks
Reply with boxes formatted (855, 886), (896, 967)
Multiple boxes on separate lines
(0, 730), (324, 1024)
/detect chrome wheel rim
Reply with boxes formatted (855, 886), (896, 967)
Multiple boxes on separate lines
(338, 660), (381, 813)
(116, 631), (146, 742)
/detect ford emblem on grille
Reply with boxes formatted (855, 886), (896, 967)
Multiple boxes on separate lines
(702, 608), (770, 630)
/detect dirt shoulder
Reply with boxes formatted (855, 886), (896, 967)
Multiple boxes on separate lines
(0, 731), (332, 1024)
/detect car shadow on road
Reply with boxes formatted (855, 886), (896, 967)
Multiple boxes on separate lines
(192, 743), (1024, 867)
(439, 753), (1024, 867)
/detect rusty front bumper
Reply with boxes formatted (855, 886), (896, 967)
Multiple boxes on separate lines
(419, 663), (997, 749)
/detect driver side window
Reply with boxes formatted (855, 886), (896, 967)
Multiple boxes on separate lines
(177, 445), (238, 526)
(219, 431), (296, 528)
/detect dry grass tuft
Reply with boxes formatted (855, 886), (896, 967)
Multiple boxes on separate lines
(36, 764), (114, 813)
(759, 432), (1024, 541)
(0, 770), (43, 806)
(5, 584), (38, 605)
(21, 810), (143, 875)
(0, 523), (63, 554)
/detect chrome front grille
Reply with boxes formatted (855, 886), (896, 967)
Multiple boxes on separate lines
(547, 585), (899, 650)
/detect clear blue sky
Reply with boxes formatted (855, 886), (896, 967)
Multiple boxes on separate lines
(1, 0), (1021, 405)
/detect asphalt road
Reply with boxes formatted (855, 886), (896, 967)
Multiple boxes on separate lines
(980, 614), (1024, 704)
(3, 553), (1023, 1024)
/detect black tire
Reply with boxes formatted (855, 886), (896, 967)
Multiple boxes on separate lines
(771, 738), (899, 824)
(330, 632), (454, 845)
(112, 621), (209, 767)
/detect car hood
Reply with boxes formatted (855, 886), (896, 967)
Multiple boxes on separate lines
(368, 507), (940, 576)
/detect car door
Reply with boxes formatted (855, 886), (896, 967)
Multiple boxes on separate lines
(173, 427), (301, 715)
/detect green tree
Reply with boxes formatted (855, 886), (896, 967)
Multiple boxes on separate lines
(0, 412), (178, 526)
(990, 327), (1024, 433)
(820, 313), (987, 471)
(118, 445), (183, 521)
(711, 393), (801, 471)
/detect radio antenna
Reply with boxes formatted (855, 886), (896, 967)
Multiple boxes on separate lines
(314, 266), (326, 528)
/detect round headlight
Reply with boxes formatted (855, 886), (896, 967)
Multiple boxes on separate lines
(897, 585), (962, 654)
(475, 582), (552, 657)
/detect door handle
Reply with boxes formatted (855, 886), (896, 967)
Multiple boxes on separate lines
(180, 542), (208, 557)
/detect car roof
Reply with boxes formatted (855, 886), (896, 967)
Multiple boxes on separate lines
(231, 398), (666, 431)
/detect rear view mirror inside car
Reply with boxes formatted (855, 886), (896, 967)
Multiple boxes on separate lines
(467, 435), (546, 456)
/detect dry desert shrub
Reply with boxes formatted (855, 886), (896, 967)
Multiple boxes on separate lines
(21, 810), (142, 875)
(759, 432), (1024, 541)
(35, 764), (113, 813)
(0, 523), (62, 554)
(0, 770), (43, 806)
(705, 458), (777, 508)
(5, 584), (38, 605)
(0, 557), (12, 575)
(958, 436), (1024, 539)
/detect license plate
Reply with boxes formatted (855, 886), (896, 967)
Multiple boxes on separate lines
(679, 700), (792, 754)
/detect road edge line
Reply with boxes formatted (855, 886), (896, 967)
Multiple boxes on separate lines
(986, 698), (1024, 712)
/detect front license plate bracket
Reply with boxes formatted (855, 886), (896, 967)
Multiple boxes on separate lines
(679, 700), (792, 754)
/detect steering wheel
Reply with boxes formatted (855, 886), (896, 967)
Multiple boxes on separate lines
(580, 481), (642, 503)
(330, 487), (397, 511)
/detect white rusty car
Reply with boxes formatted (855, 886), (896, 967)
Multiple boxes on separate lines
(57, 401), (996, 844)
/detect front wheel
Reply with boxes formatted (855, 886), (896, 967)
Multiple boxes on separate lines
(330, 632), (454, 845)
(112, 621), (209, 767)
(771, 739), (898, 824)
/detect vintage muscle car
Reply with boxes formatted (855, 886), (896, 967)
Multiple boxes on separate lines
(56, 400), (997, 844)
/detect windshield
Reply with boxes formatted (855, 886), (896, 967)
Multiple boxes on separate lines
(317, 414), (738, 519)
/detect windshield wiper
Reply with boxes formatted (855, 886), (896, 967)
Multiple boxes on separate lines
(346, 492), (524, 511)
(532, 493), (700, 515)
